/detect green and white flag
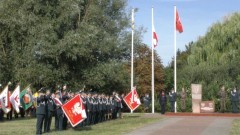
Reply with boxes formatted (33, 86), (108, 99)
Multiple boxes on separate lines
(20, 85), (33, 110)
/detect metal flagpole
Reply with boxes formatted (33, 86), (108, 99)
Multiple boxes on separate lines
(131, 8), (134, 113)
(151, 7), (155, 114)
(174, 6), (177, 113)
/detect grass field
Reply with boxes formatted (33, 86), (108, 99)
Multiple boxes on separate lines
(230, 119), (240, 135)
(0, 113), (163, 135)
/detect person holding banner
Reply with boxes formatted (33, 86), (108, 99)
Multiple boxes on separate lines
(36, 88), (46, 135)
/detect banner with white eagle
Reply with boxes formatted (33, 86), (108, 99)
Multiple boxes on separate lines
(61, 94), (87, 127)
(123, 87), (141, 111)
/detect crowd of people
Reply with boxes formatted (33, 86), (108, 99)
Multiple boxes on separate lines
(35, 85), (126, 134)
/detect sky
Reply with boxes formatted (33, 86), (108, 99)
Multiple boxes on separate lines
(127, 0), (240, 66)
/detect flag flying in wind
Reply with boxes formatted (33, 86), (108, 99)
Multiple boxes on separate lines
(0, 85), (11, 113)
(20, 85), (33, 110)
(176, 9), (183, 33)
(62, 94), (87, 127)
(123, 87), (141, 111)
(153, 23), (158, 48)
(10, 85), (20, 113)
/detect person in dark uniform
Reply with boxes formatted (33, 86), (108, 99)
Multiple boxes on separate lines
(36, 88), (46, 135)
(114, 92), (121, 119)
(143, 93), (151, 112)
(98, 94), (103, 123)
(44, 89), (54, 133)
(93, 93), (99, 124)
(62, 87), (69, 130)
(86, 92), (93, 125)
(54, 91), (63, 131)
(81, 92), (87, 126)
(109, 95), (115, 119)
(169, 88), (177, 112)
(102, 94), (107, 121)
(159, 91), (167, 114)
(231, 87), (239, 113)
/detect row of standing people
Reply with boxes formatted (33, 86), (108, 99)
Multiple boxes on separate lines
(36, 87), (125, 135)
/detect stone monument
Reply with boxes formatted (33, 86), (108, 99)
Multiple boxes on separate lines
(191, 84), (202, 113)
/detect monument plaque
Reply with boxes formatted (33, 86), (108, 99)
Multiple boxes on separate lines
(200, 101), (215, 113)
(191, 84), (202, 113)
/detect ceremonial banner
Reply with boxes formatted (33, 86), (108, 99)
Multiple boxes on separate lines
(0, 85), (11, 113)
(10, 85), (20, 113)
(123, 87), (141, 111)
(62, 94), (87, 127)
(20, 85), (33, 110)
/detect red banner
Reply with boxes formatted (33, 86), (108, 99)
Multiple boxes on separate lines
(62, 94), (87, 127)
(123, 87), (141, 111)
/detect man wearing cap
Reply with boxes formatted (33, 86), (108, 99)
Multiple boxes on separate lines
(169, 88), (177, 112)
(44, 89), (54, 133)
(86, 92), (93, 125)
(54, 91), (63, 130)
(36, 88), (46, 135)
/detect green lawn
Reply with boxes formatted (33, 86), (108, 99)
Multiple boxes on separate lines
(230, 119), (240, 135)
(0, 114), (163, 135)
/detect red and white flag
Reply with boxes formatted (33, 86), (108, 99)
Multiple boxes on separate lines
(62, 94), (87, 127)
(0, 85), (11, 113)
(53, 97), (63, 106)
(123, 87), (141, 111)
(10, 85), (20, 113)
(176, 9), (183, 33)
(153, 25), (158, 48)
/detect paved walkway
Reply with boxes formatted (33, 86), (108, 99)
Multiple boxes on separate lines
(125, 116), (239, 135)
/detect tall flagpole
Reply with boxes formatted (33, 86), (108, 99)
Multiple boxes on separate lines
(174, 6), (177, 113)
(151, 7), (155, 114)
(131, 8), (134, 113)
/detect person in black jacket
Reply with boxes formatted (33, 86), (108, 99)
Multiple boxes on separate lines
(54, 91), (63, 131)
(159, 91), (167, 114)
(36, 89), (46, 135)
(44, 89), (54, 133)
(169, 88), (177, 112)
(62, 89), (69, 130)
(86, 92), (93, 125)
(231, 87), (239, 113)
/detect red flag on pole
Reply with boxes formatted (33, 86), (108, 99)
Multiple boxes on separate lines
(61, 94), (87, 127)
(153, 24), (158, 48)
(123, 87), (141, 111)
(176, 9), (183, 33)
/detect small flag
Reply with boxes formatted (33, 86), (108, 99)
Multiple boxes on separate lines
(61, 94), (87, 127)
(123, 87), (141, 111)
(176, 9), (183, 33)
(10, 85), (20, 113)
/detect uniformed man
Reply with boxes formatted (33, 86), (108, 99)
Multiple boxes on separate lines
(114, 92), (121, 119)
(102, 94), (107, 121)
(62, 86), (69, 130)
(86, 92), (93, 125)
(109, 95), (115, 119)
(231, 87), (239, 113)
(44, 89), (54, 133)
(218, 85), (226, 113)
(143, 93), (151, 112)
(180, 87), (187, 112)
(36, 88), (46, 135)
(169, 88), (177, 112)
(159, 91), (167, 114)
(98, 94), (103, 123)
(81, 92), (87, 126)
(54, 91), (63, 131)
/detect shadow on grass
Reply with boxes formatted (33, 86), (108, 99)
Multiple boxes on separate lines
(73, 126), (92, 131)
